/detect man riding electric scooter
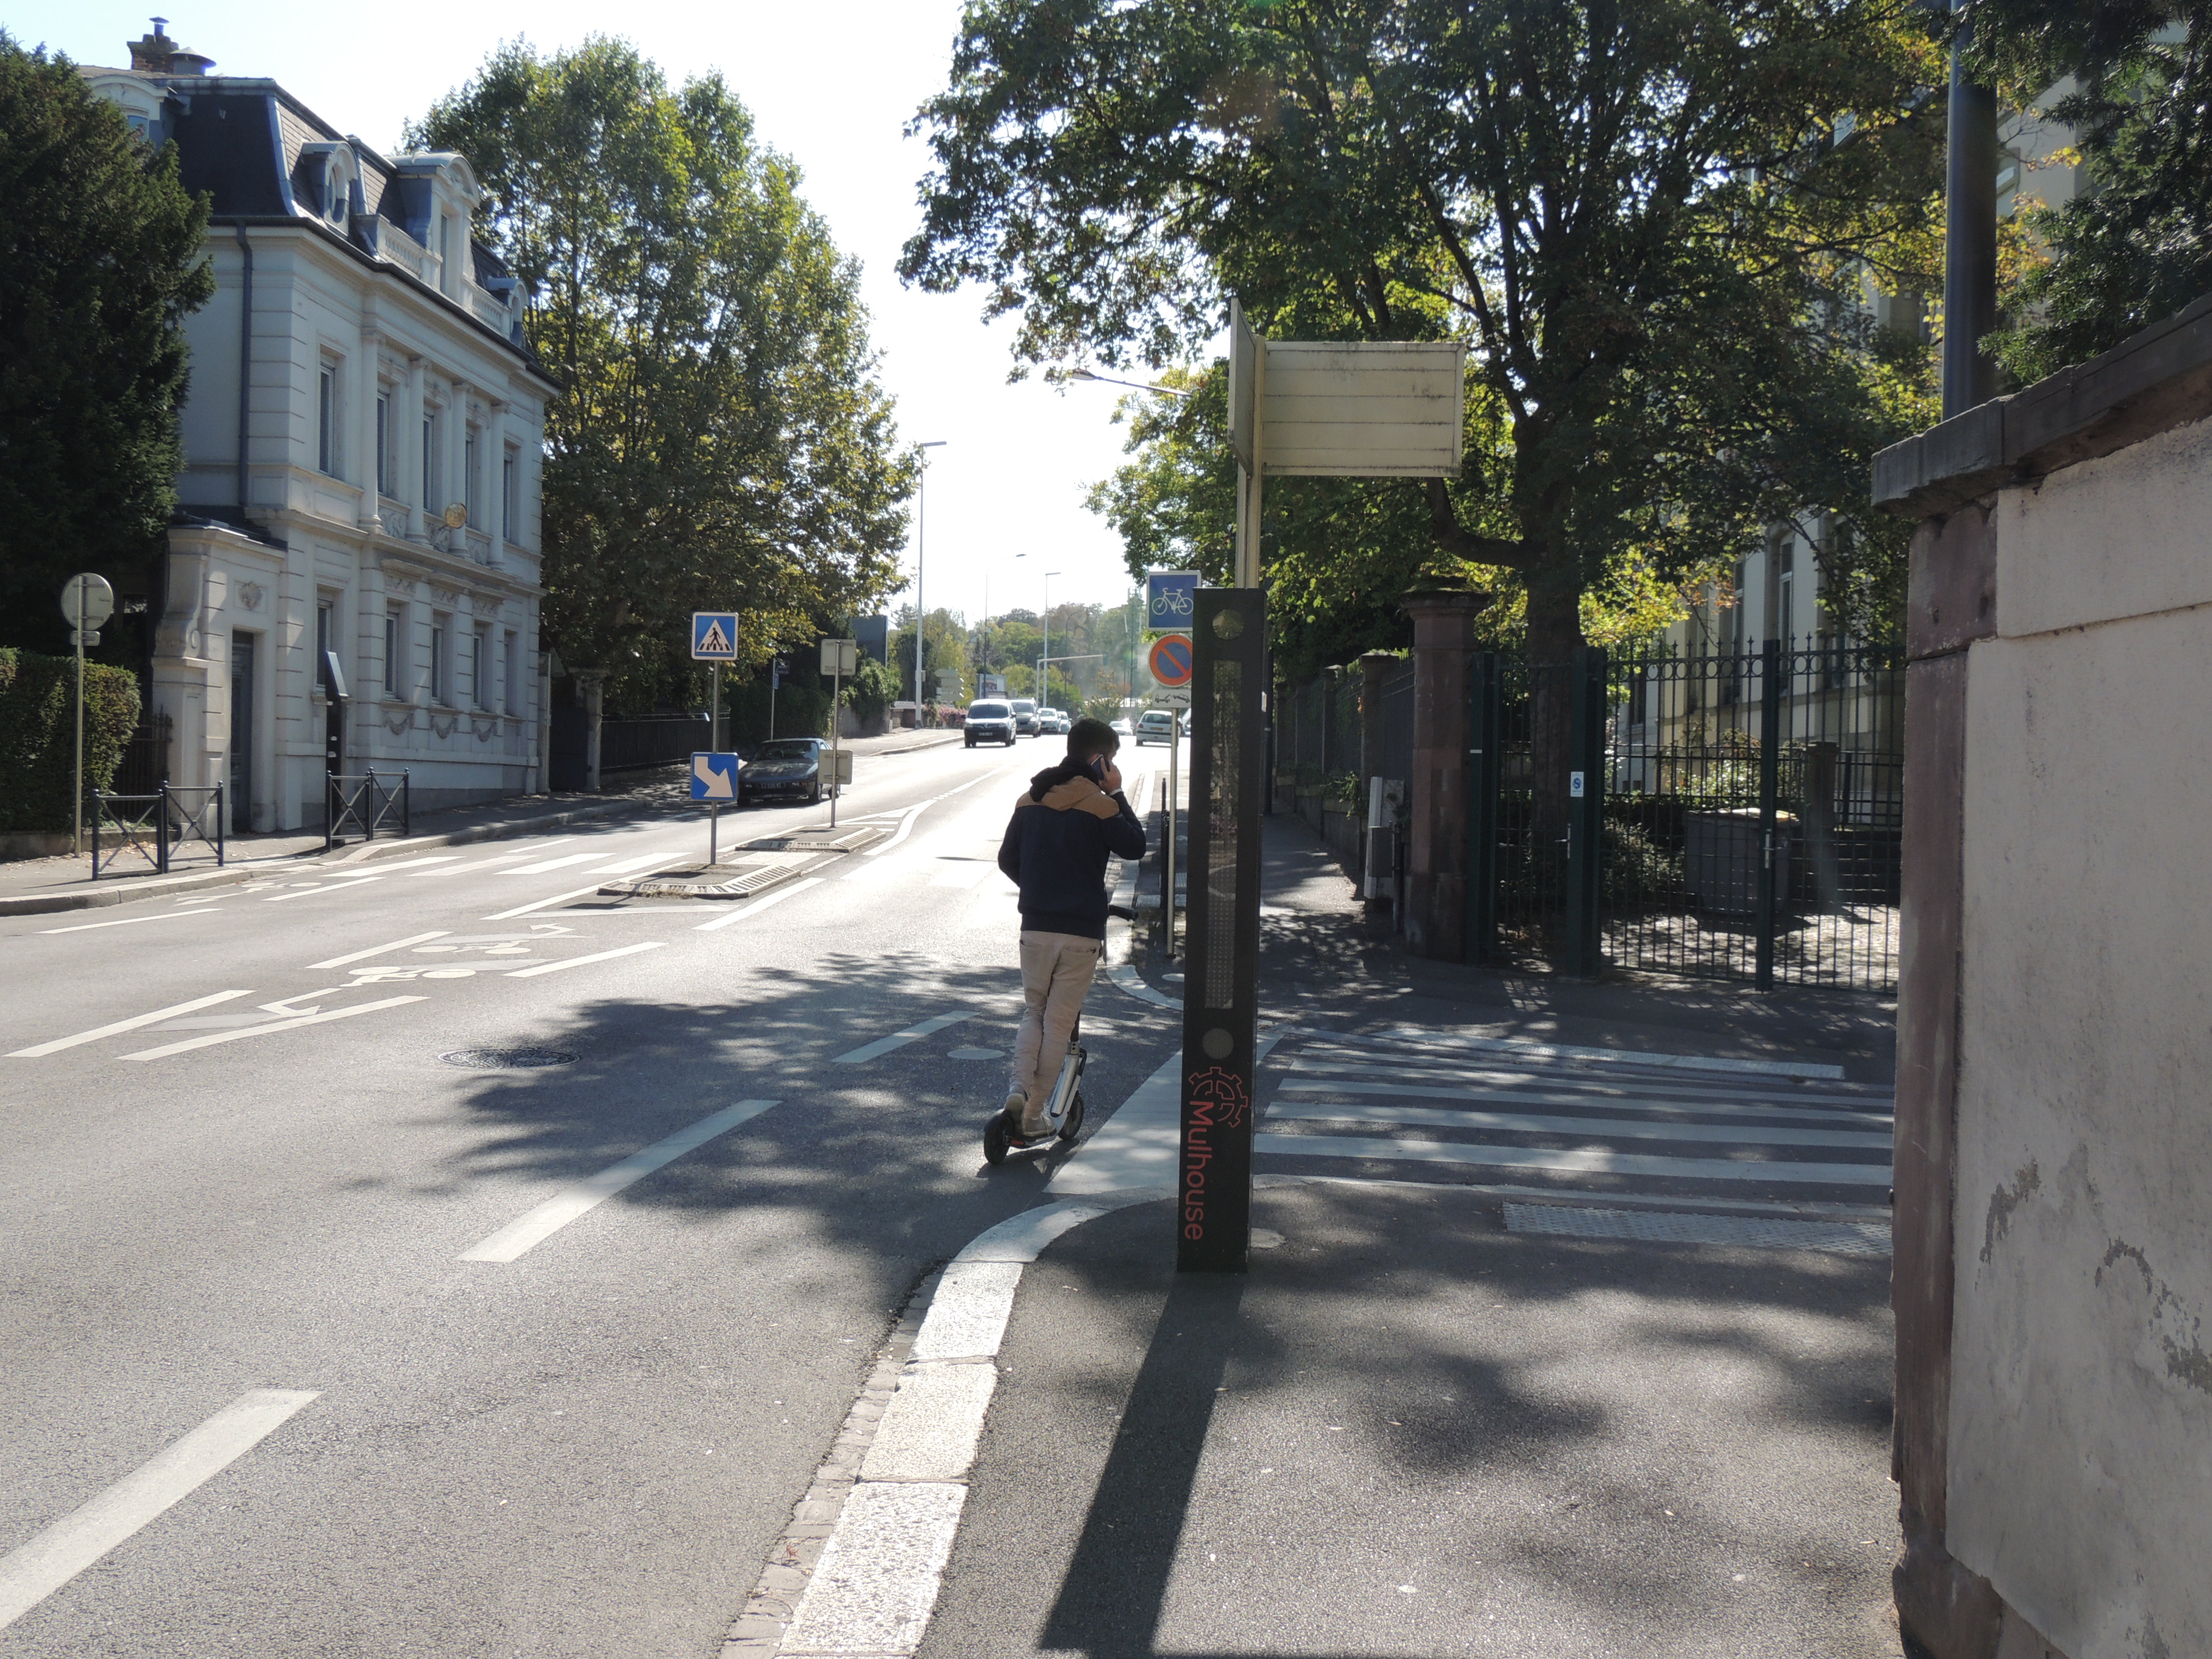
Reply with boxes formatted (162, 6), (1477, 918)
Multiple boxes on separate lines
(990, 717), (1146, 1156)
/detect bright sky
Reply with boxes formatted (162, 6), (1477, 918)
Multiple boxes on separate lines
(22, 1), (1163, 624)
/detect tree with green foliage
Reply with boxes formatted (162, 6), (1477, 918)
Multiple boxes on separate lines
(414, 40), (917, 705)
(905, 0), (1942, 666)
(1975, 0), (2212, 381)
(0, 34), (213, 655)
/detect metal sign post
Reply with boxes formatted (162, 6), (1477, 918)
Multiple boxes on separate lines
(692, 612), (740, 865)
(61, 574), (115, 857)
(1177, 588), (1266, 1274)
(1149, 633), (1195, 953)
(822, 638), (858, 827)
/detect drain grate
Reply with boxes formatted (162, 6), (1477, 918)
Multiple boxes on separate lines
(440, 1046), (577, 1070)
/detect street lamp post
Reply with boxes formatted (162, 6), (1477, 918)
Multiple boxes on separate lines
(914, 441), (946, 725)
(1040, 569), (1060, 710)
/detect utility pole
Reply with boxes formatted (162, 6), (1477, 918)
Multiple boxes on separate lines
(1943, 0), (1999, 418)
(913, 441), (945, 726)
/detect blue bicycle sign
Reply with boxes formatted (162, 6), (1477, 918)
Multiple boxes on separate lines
(1146, 572), (1199, 633)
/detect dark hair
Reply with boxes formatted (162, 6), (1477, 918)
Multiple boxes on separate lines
(1066, 717), (1119, 762)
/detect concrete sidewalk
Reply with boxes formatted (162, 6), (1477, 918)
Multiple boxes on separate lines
(0, 729), (963, 916)
(756, 809), (1905, 1658)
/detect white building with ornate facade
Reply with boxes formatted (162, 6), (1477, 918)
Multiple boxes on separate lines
(85, 24), (556, 830)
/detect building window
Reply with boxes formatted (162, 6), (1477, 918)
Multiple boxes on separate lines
(430, 621), (448, 704)
(502, 446), (519, 543)
(464, 425), (481, 528)
(504, 628), (520, 714)
(318, 364), (337, 476)
(384, 610), (400, 695)
(472, 628), (492, 709)
(421, 412), (439, 511)
(375, 393), (390, 496)
(439, 213), (455, 293)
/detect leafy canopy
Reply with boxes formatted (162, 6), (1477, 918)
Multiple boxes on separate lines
(906, 0), (1941, 658)
(1974, 0), (2212, 381)
(413, 39), (917, 695)
(0, 34), (212, 652)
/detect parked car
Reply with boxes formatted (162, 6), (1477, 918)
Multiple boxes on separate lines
(738, 738), (828, 805)
(1037, 707), (1070, 735)
(1133, 710), (1177, 746)
(1010, 698), (1040, 736)
(1110, 717), (1133, 736)
(965, 699), (1017, 746)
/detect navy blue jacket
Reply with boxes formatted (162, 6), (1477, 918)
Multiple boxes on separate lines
(997, 766), (1147, 939)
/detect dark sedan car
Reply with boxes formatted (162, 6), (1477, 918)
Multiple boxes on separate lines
(738, 738), (828, 804)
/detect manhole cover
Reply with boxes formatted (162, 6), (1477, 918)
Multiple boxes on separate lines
(440, 1046), (577, 1070)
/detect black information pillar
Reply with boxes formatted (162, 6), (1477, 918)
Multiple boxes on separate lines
(1177, 587), (1267, 1274)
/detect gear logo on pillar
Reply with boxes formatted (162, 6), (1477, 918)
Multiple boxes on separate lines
(692, 613), (739, 662)
(1185, 1066), (1250, 1130)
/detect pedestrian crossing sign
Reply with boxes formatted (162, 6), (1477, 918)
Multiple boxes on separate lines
(692, 613), (739, 661)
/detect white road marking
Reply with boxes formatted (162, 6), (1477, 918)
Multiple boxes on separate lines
(0, 1389), (319, 1632)
(1254, 1132), (1894, 1184)
(264, 876), (381, 902)
(1265, 1100), (1893, 1148)
(694, 877), (824, 931)
(864, 799), (935, 856)
(7, 990), (257, 1058)
(587, 853), (673, 875)
(1503, 1203), (1892, 1256)
(327, 854), (461, 874)
(1276, 1073), (1892, 1124)
(482, 885), (613, 921)
(37, 910), (219, 935)
(503, 940), (666, 978)
(1287, 1024), (1849, 1081)
(501, 851), (604, 875)
(306, 930), (452, 970)
(926, 864), (989, 889)
(256, 989), (338, 1017)
(830, 1012), (975, 1065)
(459, 1098), (780, 1262)
(120, 996), (427, 1061)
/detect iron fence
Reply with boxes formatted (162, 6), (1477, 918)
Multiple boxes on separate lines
(1471, 641), (1902, 992)
(326, 770), (411, 850)
(88, 782), (225, 877)
(601, 714), (712, 774)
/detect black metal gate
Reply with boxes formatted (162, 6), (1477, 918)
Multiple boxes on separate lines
(1469, 642), (1903, 992)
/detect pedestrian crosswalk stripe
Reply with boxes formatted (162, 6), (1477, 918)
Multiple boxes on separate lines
(1275, 1077), (1892, 1127)
(1266, 1101), (1892, 1149)
(1503, 1203), (1891, 1255)
(1255, 1132), (1894, 1185)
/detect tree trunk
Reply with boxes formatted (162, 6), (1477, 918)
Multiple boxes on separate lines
(1524, 571), (1584, 855)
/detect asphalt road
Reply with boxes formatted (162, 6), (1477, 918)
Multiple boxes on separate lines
(0, 735), (1178, 1658)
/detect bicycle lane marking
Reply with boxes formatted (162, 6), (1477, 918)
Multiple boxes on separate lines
(6, 991), (259, 1058)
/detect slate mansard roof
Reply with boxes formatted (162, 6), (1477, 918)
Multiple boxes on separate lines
(84, 43), (539, 371)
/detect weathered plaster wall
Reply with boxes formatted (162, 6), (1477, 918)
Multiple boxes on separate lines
(1948, 416), (2212, 1659)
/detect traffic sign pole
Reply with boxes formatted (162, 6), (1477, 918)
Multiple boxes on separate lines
(709, 662), (721, 866)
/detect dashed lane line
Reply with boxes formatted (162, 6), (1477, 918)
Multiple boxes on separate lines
(120, 996), (428, 1062)
(459, 1098), (781, 1262)
(37, 911), (221, 935)
(503, 940), (666, 979)
(264, 876), (382, 902)
(500, 851), (606, 875)
(0, 1389), (320, 1632)
(7, 990), (257, 1058)
(830, 1013), (975, 1065)
(695, 878), (825, 932)
(306, 930), (452, 971)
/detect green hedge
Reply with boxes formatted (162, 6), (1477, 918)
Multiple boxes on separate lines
(0, 647), (142, 831)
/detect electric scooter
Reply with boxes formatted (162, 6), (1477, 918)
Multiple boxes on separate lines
(983, 1017), (1086, 1166)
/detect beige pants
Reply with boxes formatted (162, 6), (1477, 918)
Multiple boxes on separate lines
(1011, 930), (1101, 1129)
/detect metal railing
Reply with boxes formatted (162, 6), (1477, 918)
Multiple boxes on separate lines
(326, 769), (411, 850)
(88, 782), (226, 878)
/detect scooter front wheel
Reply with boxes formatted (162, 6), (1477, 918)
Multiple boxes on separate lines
(983, 1111), (1013, 1167)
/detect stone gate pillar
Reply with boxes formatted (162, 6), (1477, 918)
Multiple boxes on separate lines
(1402, 585), (1483, 960)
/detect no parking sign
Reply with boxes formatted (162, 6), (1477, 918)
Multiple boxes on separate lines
(1148, 634), (1194, 689)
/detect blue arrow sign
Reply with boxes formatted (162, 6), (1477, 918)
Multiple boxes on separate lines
(690, 752), (740, 801)
(691, 612), (739, 661)
(1146, 572), (1198, 633)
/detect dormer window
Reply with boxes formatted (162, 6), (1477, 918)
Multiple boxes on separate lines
(324, 160), (348, 229)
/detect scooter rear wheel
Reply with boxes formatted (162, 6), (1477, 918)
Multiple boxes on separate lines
(983, 1111), (1012, 1167)
(1057, 1091), (1085, 1142)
